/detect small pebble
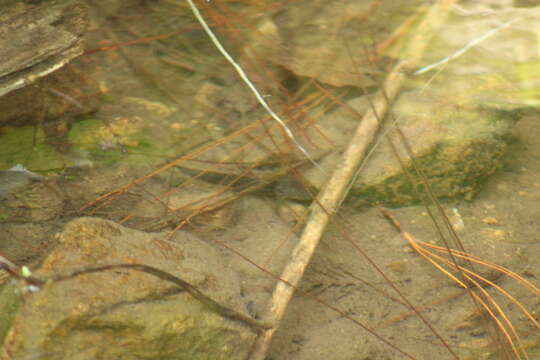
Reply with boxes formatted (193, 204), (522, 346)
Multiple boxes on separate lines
(482, 217), (498, 225)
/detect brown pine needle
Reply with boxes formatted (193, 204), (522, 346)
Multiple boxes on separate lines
(411, 241), (540, 330)
(408, 242), (529, 358)
(382, 208), (537, 360)
(419, 241), (540, 297)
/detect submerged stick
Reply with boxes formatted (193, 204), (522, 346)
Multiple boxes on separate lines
(249, 1), (458, 359)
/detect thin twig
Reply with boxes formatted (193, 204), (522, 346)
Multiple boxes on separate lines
(52, 263), (271, 333)
(3, 261), (270, 334)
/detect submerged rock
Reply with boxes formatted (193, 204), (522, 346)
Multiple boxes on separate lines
(236, 0), (537, 207)
(295, 86), (522, 208)
(348, 90), (521, 206)
(0, 0), (100, 158)
(0, 217), (258, 360)
(246, 0), (423, 88)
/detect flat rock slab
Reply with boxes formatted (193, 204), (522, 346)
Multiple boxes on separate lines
(0, 0), (88, 97)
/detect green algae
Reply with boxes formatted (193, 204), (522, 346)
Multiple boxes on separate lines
(0, 114), (202, 174)
(0, 127), (65, 171)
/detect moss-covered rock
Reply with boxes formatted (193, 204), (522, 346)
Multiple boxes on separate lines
(347, 90), (521, 207)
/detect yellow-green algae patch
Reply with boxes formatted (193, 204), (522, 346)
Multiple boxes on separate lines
(0, 127), (65, 171)
(0, 283), (23, 348)
(0, 115), (204, 173)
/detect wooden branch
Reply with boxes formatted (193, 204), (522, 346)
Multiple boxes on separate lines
(248, 1), (459, 358)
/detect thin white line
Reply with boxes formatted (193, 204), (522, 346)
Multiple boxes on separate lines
(415, 17), (520, 75)
(185, 0), (319, 167)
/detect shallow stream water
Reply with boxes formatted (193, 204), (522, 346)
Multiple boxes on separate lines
(0, 1), (539, 359)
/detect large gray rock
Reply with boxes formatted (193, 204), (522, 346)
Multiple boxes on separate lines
(0, 217), (259, 360)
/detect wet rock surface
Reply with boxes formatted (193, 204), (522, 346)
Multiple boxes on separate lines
(0, 0), (100, 152)
(0, 217), (258, 360)
(246, 0), (423, 88)
(237, 0), (538, 207)
(0, 0), (88, 98)
(348, 90), (521, 206)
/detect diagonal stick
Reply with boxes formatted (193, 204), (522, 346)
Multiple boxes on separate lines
(248, 1), (459, 359)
